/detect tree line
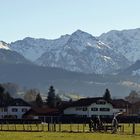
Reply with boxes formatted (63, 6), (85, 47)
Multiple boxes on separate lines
(0, 84), (13, 106)
(0, 84), (61, 108)
(25, 85), (62, 108)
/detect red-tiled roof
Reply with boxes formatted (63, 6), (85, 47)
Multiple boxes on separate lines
(24, 106), (60, 116)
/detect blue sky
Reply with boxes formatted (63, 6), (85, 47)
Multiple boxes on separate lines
(1, 0), (140, 43)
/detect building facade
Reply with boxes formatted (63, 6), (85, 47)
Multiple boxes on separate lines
(63, 98), (130, 117)
(0, 98), (31, 119)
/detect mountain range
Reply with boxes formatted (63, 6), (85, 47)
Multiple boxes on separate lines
(0, 28), (140, 97)
(10, 30), (130, 74)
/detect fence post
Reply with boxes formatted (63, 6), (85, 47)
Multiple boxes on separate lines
(132, 122), (135, 135)
(1, 122), (2, 130)
(41, 123), (43, 131)
(30, 123), (32, 131)
(48, 123), (50, 131)
(83, 123), (85, 132)
(37, 123), (39, 131)
(15, 124), (16, 131)
(77, 123), (79, 132)
(70, 123), (72, 132)
(121, 125), (124, 133)
(7, 122), (9, 131)
(23, 122), (25, 131)
(51, 116), (53, 132)
(54, 122), (56, 132)
(59, 122), (61, 132)
(51, 123), (53, 132)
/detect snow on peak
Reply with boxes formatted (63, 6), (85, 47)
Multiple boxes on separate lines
(9, 30), (130, 74)
(66, 30), (102, 52)
(99, 28), (140, 62)
(35, 30), (129, 74)
(0, 41), (10, 50)
(10, 35), (70, 61)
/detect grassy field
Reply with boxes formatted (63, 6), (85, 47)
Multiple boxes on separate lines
(0, 124), (140, 140)
(0, 131), (140, 140)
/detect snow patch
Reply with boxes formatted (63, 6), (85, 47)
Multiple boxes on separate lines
(132, 69), (140, 76)
(101, 55), (111, 61)
(0, 41), (10, 50)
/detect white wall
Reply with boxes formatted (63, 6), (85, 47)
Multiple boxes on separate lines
(64, 100), (126, 117)
(8, 106), (31, 119)
(88, 102), (113, 117)
(0, 106), (31, 119)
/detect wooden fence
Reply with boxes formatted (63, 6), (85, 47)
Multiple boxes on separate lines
(0, 118), (140, 135)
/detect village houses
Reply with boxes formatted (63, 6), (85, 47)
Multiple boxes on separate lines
(0, 98), (31, 119)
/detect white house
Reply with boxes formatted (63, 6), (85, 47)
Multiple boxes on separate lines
(0, 98), (31, 119)
(63, 97), (130, 117)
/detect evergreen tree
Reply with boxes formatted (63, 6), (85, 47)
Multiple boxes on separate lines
(35, 93), (43, 107)
(0, 84), (5, 93)
(46, 86), (56, 108)
(0, 84), (5, 101)
(103, 88), (111, 101)
(0, 84), (13, 105)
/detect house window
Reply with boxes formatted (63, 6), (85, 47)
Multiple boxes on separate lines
(91, 108), (98, 111)
(100, 108), (110, 111)
(12, 108), (18, 112)
(82, 107), (87, 111)
(22, 108), (28, 112)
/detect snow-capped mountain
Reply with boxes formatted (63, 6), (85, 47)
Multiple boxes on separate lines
(10, 35), (70, 61)
(99, 28), (140, 62)
(9, 30), (131, 74)
(0, 41), (30, 64)
(36, 30), (129, 74)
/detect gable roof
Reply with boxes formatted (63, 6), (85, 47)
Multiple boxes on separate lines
(9, 98), (30, 106)
(0, 98), (30, 107)
(62, 97), (131, 109)
(71, 97), (104, 106)
(62, 97), (105, 109)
